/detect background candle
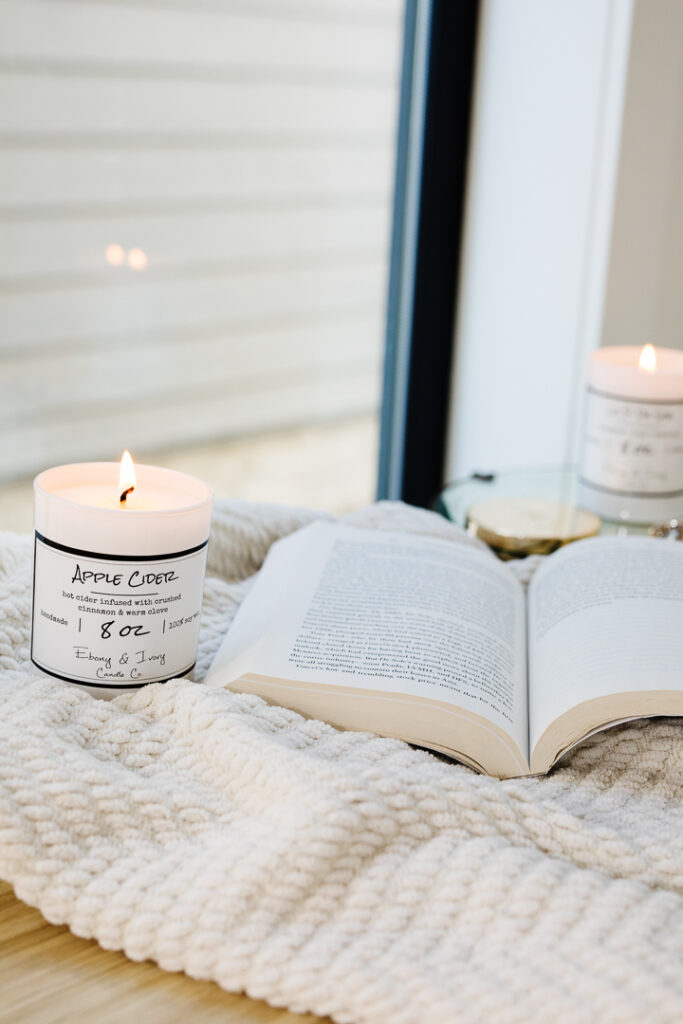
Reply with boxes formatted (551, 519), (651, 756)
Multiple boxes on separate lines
(32, 460), (213, 696)
(578, 345), (683, 523)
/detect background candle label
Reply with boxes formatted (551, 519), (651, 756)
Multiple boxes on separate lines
(581, 388), (683, 497)
(31, 535), (209, 687)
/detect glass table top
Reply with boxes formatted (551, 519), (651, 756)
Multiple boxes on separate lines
(435, 466), (652, 539)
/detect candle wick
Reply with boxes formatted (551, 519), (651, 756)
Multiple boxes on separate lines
(120, 486), (134, 504)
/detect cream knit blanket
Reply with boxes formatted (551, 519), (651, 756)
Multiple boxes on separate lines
(0, 500), (681, 1024)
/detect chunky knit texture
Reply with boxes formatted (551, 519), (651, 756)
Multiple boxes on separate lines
(0, 500), (681, 1024)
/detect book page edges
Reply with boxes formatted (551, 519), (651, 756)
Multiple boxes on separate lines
(227, 673), (529, 779)
(530, 690), (683, 774)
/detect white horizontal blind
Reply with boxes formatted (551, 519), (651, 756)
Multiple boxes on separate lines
(0, 0), (403, 479)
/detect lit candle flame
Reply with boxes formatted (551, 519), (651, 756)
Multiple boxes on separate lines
(638, 343), (657, 374)
(119, 450), (136, 503)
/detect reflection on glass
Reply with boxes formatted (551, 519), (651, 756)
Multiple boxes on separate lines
(105, 244), (126, 267)
(0, 2), (404, 522)
(127, 248), (148, 272)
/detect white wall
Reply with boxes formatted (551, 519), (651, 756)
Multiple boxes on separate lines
(445, 0), (634, 479)
(602, 0), (683, 352)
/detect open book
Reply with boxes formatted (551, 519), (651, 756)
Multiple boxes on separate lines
(205, 522), (683, 778)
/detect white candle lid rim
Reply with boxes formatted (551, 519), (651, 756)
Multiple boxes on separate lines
(587, 346), (683, 400)
(34, 462), (214, 516)
(590, 345), (683, 374)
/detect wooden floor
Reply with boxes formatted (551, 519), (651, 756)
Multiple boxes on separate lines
(0, 880), (328, 1024)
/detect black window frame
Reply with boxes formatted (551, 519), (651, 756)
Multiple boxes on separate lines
(377, 0), (480, 508)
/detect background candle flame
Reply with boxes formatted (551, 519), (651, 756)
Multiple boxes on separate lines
(119, 450), (136, 501)
(638, 343), (657, 373)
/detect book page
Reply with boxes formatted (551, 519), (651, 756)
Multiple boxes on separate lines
(208, 522), (529, 760)
(528, 536), (683, 755)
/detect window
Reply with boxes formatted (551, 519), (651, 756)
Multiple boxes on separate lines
(0, 0), (405, 528)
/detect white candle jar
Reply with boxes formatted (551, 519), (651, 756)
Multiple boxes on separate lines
(32, 462), (213, 695)
(578, 346), (683, 523)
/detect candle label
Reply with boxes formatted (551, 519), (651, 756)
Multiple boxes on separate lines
(31, 533), (209, 688)
(580, 386), (683, 497)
